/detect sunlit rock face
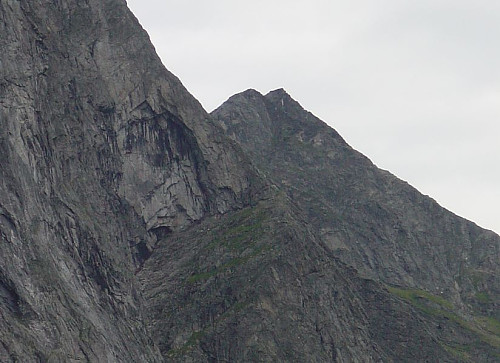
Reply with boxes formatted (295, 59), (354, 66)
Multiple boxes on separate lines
(0, 0), (498, 362)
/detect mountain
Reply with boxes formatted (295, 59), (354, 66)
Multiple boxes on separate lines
(211, 88), (500, 359)
(140, 195), (456, 361)
(0, 0), (498, 362)
(211, 88), (499, 311)
(0, 0), (259, 360)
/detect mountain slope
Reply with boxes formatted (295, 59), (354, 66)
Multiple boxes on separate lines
(140, 194), (460, 362)
(0, 0), (261, 360)
(212, 88), (499, 309)
(0, 0), (498, 361)
(212, 88), (500, 359)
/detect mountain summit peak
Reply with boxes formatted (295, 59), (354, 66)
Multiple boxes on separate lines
(1, 1), (498, 361)
(266, 87), (289, 96)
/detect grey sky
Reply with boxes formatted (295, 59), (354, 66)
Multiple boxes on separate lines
(126, 0), (500, 234)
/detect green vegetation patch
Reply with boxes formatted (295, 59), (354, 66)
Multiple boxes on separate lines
(465, 268), (488, 289)
(205, 206), (268, 252)
(475, 316), (500, 336)
(186, 205), (273, 284)
(441, 342), (472, 362)
(387, 286), (453, 310)
(164, 299), (252, 358)
(387, 286), (500, 350)
(187, 244), (272, 284)
(186, 271), (217, 284)
(166, 330), (205, 358)
(475, 292), (492, 304)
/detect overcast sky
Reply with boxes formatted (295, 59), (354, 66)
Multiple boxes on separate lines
(126, 0), (499, 234)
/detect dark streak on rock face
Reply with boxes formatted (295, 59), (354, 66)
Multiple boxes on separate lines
(0, 0), (260, 361)
(0, 279), (22, 317)
(0, 0), (498, 362)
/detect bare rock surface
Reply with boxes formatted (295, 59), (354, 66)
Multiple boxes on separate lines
(0, 0), (259, 361)
(212, 88), (500, 360)
(140, 195), (464, 362)
(0, 0), (498, 362)
(212, 88), (499, 308)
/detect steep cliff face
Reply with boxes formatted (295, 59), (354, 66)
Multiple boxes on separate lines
(212, 89), (500, 359)
(140, 195), (459, 362)
(1, 0), (498, 361)
(212, 89), (499, 309)
(0, 0), (260, 361)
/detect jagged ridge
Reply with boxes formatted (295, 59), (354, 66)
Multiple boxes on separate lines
(0, 0), (498, 361)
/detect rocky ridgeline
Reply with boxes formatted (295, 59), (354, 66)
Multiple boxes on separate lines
(0, 0), (498, 362)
